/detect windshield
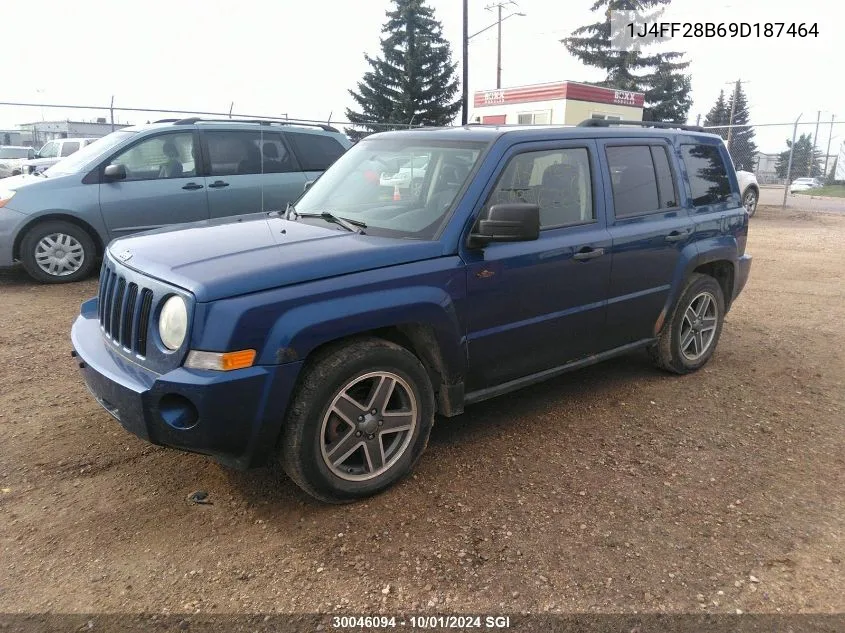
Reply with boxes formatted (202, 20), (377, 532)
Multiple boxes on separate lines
(295, 137), (488, 239)
(45, 130), (137, 176)
(0, 147), (30, 159)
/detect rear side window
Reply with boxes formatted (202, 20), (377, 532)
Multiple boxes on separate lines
(205, 131), (297, 176)
(606, 146), (660, 218)
(681, 144), (732, 206)
(60, 141), (80, 157)
(285, 132), (345, 171)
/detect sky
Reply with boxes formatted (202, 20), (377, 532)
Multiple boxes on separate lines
(1, 0), (842, 154)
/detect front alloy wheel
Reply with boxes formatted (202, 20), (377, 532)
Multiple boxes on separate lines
(320, 371), (417, 481)
(281, 338), (435, 503)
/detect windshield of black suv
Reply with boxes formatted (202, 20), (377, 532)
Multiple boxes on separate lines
(45, 130), (136, 176)
(294, 137), (488, 239)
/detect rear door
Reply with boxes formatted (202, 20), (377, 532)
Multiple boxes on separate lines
(201, 129), (307, 219)
(98, 130), (209, 238)
(283, 130), (347, 185)
(600, 139), (692, 348)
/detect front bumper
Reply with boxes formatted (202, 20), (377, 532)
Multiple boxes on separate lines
(0, 206), (27, 268)
(70, 297), (303, 469)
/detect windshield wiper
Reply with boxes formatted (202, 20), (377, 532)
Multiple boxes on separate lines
(295, 211), (367, 234)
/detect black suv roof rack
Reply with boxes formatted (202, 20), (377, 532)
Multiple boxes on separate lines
(577, 118), (704, 133)
(169, 117), (339, 133)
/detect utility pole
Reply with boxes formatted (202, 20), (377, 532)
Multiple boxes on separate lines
(823, 114), (835, 178)
(486, 1), (518, 89)
(725, 79), (749, 150)
(461, 0), (469, 125)
(809, 110), (821, 176)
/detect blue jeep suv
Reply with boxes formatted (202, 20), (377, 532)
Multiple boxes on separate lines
(0, 118), (351, 283)
(70, 120), (752, 503)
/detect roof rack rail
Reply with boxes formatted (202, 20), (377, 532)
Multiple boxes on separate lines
(170, 117), (339, 133)
(153, 118), (181, 123)
(577, 119), (704, 133)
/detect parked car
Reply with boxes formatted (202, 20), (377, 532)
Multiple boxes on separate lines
(21, 137), (99, 175)
(379, 154), (429, 194)
(70, 120), (751, 503)
(735, 169), (760, 216)
(0, 146), (36, 178)
(0, 118), (351, 283)
(790, 177), (823, 194)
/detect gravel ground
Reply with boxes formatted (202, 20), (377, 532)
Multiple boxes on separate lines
(0, 205), (843, 618)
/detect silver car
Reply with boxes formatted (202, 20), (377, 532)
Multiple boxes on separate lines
(0, 146), (36, 178)
(0, 118), (351, 283)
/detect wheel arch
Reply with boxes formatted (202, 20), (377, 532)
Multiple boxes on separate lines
(13, 213), (105, 261)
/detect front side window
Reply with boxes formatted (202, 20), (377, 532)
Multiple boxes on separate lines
(484, 147), (594, 228)
(681, 144), (732, 206)
(295, 138), (487, 239)
(107, 132), (196, 181)
(60, 141), (80, 157)
(39, 141), (59, 158)
(286, 131), (346, 171)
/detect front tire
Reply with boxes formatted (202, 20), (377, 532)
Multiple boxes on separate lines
(649, 274), (726, 374)
(280, 337), (435, 503)
(20, 220), (97, 284)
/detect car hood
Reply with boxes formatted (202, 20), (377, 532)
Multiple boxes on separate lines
(0, 171), (78, 191)
(110, 214), (444, 302)
(22, 158), (56, 167)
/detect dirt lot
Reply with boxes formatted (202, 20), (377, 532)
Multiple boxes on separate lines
(1, 206), (843, 618)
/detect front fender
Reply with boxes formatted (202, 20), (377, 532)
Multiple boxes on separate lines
(259, 285), (465, 376)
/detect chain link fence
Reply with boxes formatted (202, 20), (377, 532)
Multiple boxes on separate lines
(0, 100), (417, 147)
(703, 119), (845, 188)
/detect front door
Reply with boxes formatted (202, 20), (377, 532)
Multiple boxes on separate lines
(201, 130), (307, 219)
(462, 141), (613, 391)
(98, 130), (209, 238)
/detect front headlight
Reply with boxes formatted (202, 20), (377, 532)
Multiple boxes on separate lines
(0, 190), (16, 208)
(159, 295), (187, 351)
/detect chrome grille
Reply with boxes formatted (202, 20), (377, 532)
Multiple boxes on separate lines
(97, 262), (154, 357)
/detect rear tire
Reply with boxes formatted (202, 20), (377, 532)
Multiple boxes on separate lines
(743, 187), (758, 217)
(20, 220), (97, 284)
(280, 337), (435, 503)
(649, 274), (726, 374)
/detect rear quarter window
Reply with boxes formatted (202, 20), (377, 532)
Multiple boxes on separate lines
(285, 132), (346, 171)
(681, 144), (732, 207)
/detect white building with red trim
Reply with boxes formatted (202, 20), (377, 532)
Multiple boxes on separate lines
(471, 81), (644, 126)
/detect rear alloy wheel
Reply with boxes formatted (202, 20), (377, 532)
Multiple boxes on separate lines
(649, 273), (726, 374)
(281, 338), (434, 503)
(743, 188), (758, 217)
(20, 220), (97, 284)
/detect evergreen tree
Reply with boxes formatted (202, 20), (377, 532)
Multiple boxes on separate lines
(562, 1), (691, 122)
(703, 90), (730, 140)
(827, 156), (839, 185)
(775, 133), (823, 181)
(643, 56), (692, 123)
(724, 81), (757, 171)
(345, 0), (461, 140)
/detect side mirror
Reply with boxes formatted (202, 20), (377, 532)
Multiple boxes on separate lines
(103, 164), (127, 181)
(303, 180), (315, 192)
(469, 203), (540, 248)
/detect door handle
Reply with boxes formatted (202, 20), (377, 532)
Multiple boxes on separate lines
(572, 247), (605, 261)
(665, 230), (691, 243)
(208, 180), (230, 189)
(181, 182), (203, 190)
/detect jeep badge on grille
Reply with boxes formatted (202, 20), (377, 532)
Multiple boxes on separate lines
(117, 250), (133, 262)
